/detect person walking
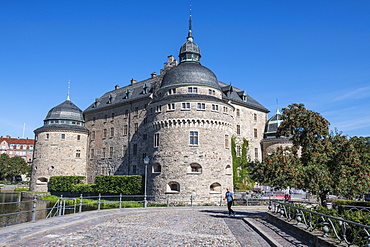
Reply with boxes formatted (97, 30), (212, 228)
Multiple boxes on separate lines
(224, 187), (235, 217)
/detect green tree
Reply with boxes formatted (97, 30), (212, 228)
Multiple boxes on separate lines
(350, 136), (370, 166)
(251, 103), (370, 207)
(0, 154), (30, 183)
(0, 153), (9, 180)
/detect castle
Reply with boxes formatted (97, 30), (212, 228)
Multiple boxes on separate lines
(30, 19), (285, 203)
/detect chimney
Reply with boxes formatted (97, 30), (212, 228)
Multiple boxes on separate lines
(115, 85), (120, 90)
(131, 78), (137, 85)
(151, 72), (157, 78)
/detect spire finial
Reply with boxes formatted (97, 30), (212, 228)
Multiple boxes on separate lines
(187, 5), (193, 41)
(67, 80), (71, 101)
(276, 98), (280, 113)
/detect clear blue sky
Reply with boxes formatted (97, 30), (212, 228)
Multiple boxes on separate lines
(1, 0), (369, 139)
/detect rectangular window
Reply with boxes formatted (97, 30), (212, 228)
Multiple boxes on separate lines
(77, 135), (81, 140)
(154, 133), (160, 147)
(109, 147), (113, 158)
(134, 123), (138, 132)
(156, 105), (161, 112)
(104, 114), (108, 121)
(103, 129), (107, 138)
(190, 131), (198, 145)
(46, 133), (49, 139)
(102, 148), (106, 158)
(225, 135), (229, 148)
(197, 103), (205, 110)
(91, 149), (95, 159)
(133, 144), (137, 156)
(134, 107), (139, 116)
(61, 134), (65, 139)
(167, 103), (175, 110)
(123, 125), (128, 135)
(188, 87), (198, 93)
(168, 88), (176, 94)
(212, 104), (218, 111)
(254, 128), (258, 138)
(236, 109), (240, 117)
(110, 127), (114, 137)
(144, 117), (148, 124)
(237, 125), (241, 135)
(111, 113), (115, 119)
(255, 148), (259, 160)
(124, 109), (129, 117)
(182, 103), (190, 109)
(91, 131), (95, 140)
(76, 150), (81, 158)
(254, 113), (257, 121)
(132, 165), (137, 174)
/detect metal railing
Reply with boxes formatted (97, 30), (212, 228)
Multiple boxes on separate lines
(1, 193), (228, 227)
(269, 200), (370, 247)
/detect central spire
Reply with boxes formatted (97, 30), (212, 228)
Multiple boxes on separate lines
(187, 6), (193, 42)
(179, 5), (201, 64)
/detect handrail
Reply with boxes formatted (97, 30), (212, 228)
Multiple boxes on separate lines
(1, 193), (226, 227)
(269, 200), (370, 246)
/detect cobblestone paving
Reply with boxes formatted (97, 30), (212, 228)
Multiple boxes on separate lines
(0, 207), (311, 247)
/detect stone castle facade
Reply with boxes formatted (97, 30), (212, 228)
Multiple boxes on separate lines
(30, 23), (285, 203)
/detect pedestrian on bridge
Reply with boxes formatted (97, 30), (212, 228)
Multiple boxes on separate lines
(224, 187), (235, 217)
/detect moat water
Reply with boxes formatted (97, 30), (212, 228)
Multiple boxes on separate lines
(0, 191), (49, 227)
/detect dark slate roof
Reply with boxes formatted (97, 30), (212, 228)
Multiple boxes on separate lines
(264, 109), (283, 138)
(160, 62), (220, 90)
(219, 82), (269, 113)
(34, 124), (88, 133)
(45, 100), (84, 122)
(84, 77), (159, 113)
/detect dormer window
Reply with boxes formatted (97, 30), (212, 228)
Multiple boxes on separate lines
(142, 83), (148, 94)
(107, 94), (112, 104)
(124, 89), (130, 99)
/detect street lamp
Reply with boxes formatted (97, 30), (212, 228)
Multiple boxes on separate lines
(143, 156), (150, 208)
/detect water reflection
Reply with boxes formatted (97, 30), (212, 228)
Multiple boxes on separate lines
(0, 192), (48, 227)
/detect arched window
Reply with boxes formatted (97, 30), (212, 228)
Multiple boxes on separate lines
(153, 163), (161, 173)
(166, 181), (180, 193)
(188, 163), (202, 173)
(36, 177), (48, 185)
(210, 182), (222, 193)
(225, 165), (232, 175)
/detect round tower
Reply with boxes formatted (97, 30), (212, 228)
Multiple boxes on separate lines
(147, 19), (234, 204)
(261, 108), (292, 159)
(30, 99), (88, 192)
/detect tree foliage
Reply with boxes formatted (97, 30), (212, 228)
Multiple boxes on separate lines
(0, 153), (30, 183)
(251, 103), (370, 207)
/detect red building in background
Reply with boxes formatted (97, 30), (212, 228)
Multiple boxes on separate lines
(0, 136), (35, 164)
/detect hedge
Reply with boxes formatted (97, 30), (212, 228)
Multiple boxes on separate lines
(49, 175), (143, 195)
(49, 176), (85, 192)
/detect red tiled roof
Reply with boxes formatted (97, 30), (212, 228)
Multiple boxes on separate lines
(0, 138), (35, 145)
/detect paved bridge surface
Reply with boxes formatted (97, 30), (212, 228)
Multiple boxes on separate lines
(0, 206), (311, 247)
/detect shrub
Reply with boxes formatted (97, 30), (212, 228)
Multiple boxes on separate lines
(49, 176), (85, 192)
(94, 175), (143, 195)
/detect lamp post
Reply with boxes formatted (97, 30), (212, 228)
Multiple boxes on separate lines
(143, 156), (150, 208)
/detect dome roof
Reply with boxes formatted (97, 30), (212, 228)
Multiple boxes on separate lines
(160, 62), (220, 90)
(264, 109), (283, 138)
(44, 100), (84, 122)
